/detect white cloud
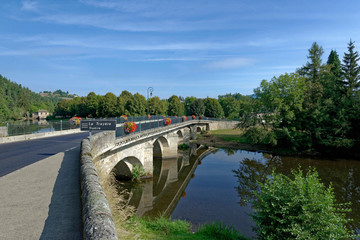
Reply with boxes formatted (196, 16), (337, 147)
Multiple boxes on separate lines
(21, 0), (38, 12)
(205, 58), (255, 69)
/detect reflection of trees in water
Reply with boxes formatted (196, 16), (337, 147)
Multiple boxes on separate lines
(233, 153), (360, 233)
(232, 155), (281, 206)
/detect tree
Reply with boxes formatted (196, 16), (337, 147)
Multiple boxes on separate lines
(327, 50), (342, 80)
(204, 98), (224, 118)
(298, 42), (324, 83)
(85, 92), (99, 118)
(341, 40), (360, 96)
(252, 168), (355, 240)
(98, 92), (117, 117)
(167, 95), (184, 116)
(190, 99), (205, 116)
(184, 97), (196, 115)
(219, 96), (239, 118)
(149, 96), (166, 115)
(133, 93), (147, 116)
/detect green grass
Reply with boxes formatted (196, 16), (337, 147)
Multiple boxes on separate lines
(124, 216), (250, 240)
(210, 129), (249, 143)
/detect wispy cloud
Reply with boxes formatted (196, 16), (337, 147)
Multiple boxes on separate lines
(21, 0), (38, 12)
(204, 58), (255, 69)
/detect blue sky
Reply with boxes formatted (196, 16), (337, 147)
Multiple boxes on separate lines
(1, 0), (360, 99)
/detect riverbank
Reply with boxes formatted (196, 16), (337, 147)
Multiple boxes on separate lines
(99, 170), (249, 240)
(195, 129), (360, 158)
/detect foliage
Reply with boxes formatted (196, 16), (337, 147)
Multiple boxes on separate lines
(178, 143), (189, 150)
(341, 40), (360, 96)
(0, 74), (58, 121)
(184, 96), (197, 115)
(219, 96), (239, 118)
(129, 216), (250, 240)
(168, 95), (184, 116)
(124, 122), (137, 133)
(131, 165), (145, 181)
(98, 92), (118, 117)
(252, 168), (356, 240)
(190, 99), (205, 116)
(204, 97), (224, 118)
(196, 221), (249, 240)
(243, 127), (277, 146)
(149, 96), (166, 115)
(163, 117), (171, 126)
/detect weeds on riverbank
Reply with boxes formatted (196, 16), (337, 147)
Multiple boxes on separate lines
(125, 216), (250, 240)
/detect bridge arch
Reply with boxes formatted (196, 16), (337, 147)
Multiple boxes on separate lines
(112, 156), (143, 180)
(153, 136), (170, 158)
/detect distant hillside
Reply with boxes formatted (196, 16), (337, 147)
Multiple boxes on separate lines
(0, 74), (76, 122)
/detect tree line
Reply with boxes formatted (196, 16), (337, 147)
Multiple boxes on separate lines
(241, 40), (360, 155)
(0, 75), (58, 122)
(53, 90), (252, 119)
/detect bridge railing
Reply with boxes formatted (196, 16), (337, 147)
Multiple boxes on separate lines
(114, 115), (219, 138)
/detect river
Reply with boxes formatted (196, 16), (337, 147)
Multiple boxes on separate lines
(117, 145), (360, 239)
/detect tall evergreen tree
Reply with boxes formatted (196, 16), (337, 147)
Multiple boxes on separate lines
(327, 50), (342, 79)
(341, 40), (360, 95)
(298, 42), (324, 83)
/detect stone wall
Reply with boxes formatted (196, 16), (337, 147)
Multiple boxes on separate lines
(80, 132), (118, 240)
(208, 120), (238, 130)
(0, 128), (81, 144)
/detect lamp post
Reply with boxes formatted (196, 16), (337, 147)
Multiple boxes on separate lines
(147, 87), (153, 116)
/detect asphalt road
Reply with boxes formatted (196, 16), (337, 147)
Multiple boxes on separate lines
(0, 132), (89, 177)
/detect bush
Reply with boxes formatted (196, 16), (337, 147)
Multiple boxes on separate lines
(131, 165), (145, 182)
(252, 168), (356, 240)
(243, 127), (277, 146)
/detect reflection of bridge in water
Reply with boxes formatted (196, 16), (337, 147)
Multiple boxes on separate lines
(121, 144), (217, 218)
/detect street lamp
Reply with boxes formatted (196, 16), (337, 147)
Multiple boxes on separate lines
(147, 87), (153, 115)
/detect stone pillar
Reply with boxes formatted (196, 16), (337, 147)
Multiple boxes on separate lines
(162, 132), (178, 159)
(135, 181), (154, 216)
(143, 141), (153, 174)
(190, 126), (197, 140)
(182, 128), (191, 144)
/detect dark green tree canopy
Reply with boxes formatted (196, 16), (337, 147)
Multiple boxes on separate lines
(167, 95), (184, 116)
(190, 99), (205, 116)
(204, 97), (224, 118)
(341, 40), (360, 95)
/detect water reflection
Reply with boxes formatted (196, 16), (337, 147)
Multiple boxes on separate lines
(117, 147), (360, 237)
(119, 144), (215, 218)
(232, 153), (360, 233)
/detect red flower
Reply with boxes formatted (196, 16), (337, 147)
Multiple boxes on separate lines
(124, 122), (137, 133)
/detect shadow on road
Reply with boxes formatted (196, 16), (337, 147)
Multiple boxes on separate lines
(40, 147), (82, 240)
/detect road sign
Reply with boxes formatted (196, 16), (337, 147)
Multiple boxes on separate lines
(80, 120), (116, 131)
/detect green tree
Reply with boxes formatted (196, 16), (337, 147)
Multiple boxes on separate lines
(252, 168), (355, 240)
(219, 96), (239, 118)
(204, 98), (224, 118)
(341, 40), (360, 96)
(327, 50), (342, 80)
(184, 97), (196, 115)
(190, 99), (205, 116)
(98, 92), (117, 117)
(133, 93), (147, 116)
(85, 92), (99, 118)
(149, 96), (166, 115)
(167, 95), (184, 116)
(298, 42), (324, 83)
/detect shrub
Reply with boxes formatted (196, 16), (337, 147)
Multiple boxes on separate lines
(131, 165), (145, 182)
(243, 127), (277, 146)
(252, 168), (356, 240)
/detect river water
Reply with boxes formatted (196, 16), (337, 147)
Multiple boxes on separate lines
(118, 145), (360, 239)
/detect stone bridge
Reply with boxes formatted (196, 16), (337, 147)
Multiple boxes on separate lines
(92, 120), (237, 179)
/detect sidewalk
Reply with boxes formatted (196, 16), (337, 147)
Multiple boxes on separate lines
(0, 147), (82, 240)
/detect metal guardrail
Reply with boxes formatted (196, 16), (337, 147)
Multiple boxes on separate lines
(2, 115), (236, 138)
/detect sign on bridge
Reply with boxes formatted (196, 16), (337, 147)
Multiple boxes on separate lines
(80, 120), (116, 131)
